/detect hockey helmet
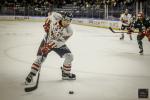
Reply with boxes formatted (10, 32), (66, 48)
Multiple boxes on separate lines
(62, 12), (73, 21)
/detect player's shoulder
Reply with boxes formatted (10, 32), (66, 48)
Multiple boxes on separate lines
(52, 12), (62, 17)
(48, 12), (62, 21)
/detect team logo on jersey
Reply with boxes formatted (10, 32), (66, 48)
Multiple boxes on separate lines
(51, 22), (64, 39)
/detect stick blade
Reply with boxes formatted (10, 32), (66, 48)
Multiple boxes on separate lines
(24, 73), (40, 92)
(24, 85), (38, 92)
(109, 27), (115, 33)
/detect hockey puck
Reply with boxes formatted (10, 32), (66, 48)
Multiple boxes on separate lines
(69, 91), (74, 94)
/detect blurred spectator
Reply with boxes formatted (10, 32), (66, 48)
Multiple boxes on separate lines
(0, 0), (149, 19)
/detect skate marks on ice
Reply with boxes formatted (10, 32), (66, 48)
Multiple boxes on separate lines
(2, 23), (150, 79)
(3, 42), (150, 79)
(3, 41), (150, 100)
(21, 72), (150, 100)
(0, 32), (32, 37)
(0, 22), (150, 100)
(3, 43), (38, 64)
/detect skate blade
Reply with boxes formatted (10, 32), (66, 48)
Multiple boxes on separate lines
(62, 77), (76, 80)
(120, 38), (124, 40)
(140, 53), (144, 55)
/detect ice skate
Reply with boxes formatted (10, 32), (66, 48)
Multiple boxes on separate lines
(61, 67), (76, 80)
(120, 34), (124, 40)
(139, 49), (143, 55)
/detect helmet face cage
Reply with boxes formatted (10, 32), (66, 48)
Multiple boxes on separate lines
(62, 12), (73, 21)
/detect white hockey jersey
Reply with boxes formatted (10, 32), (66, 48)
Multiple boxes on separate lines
(120, 13), (132, 26)
(44, 12), (73, 48)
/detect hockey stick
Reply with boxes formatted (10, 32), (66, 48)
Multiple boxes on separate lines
(109, 27), (138, 34)
(109, 27), (125, 33)
(24, 33), (49, 92)
(24, 70), (40, 92)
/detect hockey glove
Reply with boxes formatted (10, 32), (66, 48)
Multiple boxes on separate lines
(41, 42), (56, 54)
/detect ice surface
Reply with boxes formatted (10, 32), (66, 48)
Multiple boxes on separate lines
(0, 21), (150, 100)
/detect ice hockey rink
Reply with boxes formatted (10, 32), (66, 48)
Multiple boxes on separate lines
(0, 20), (150, 100)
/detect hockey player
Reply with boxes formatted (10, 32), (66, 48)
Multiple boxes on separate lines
(25, 12), (76, 84)
(119, 9), (133, 40)
(133, 12), (150, 55)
